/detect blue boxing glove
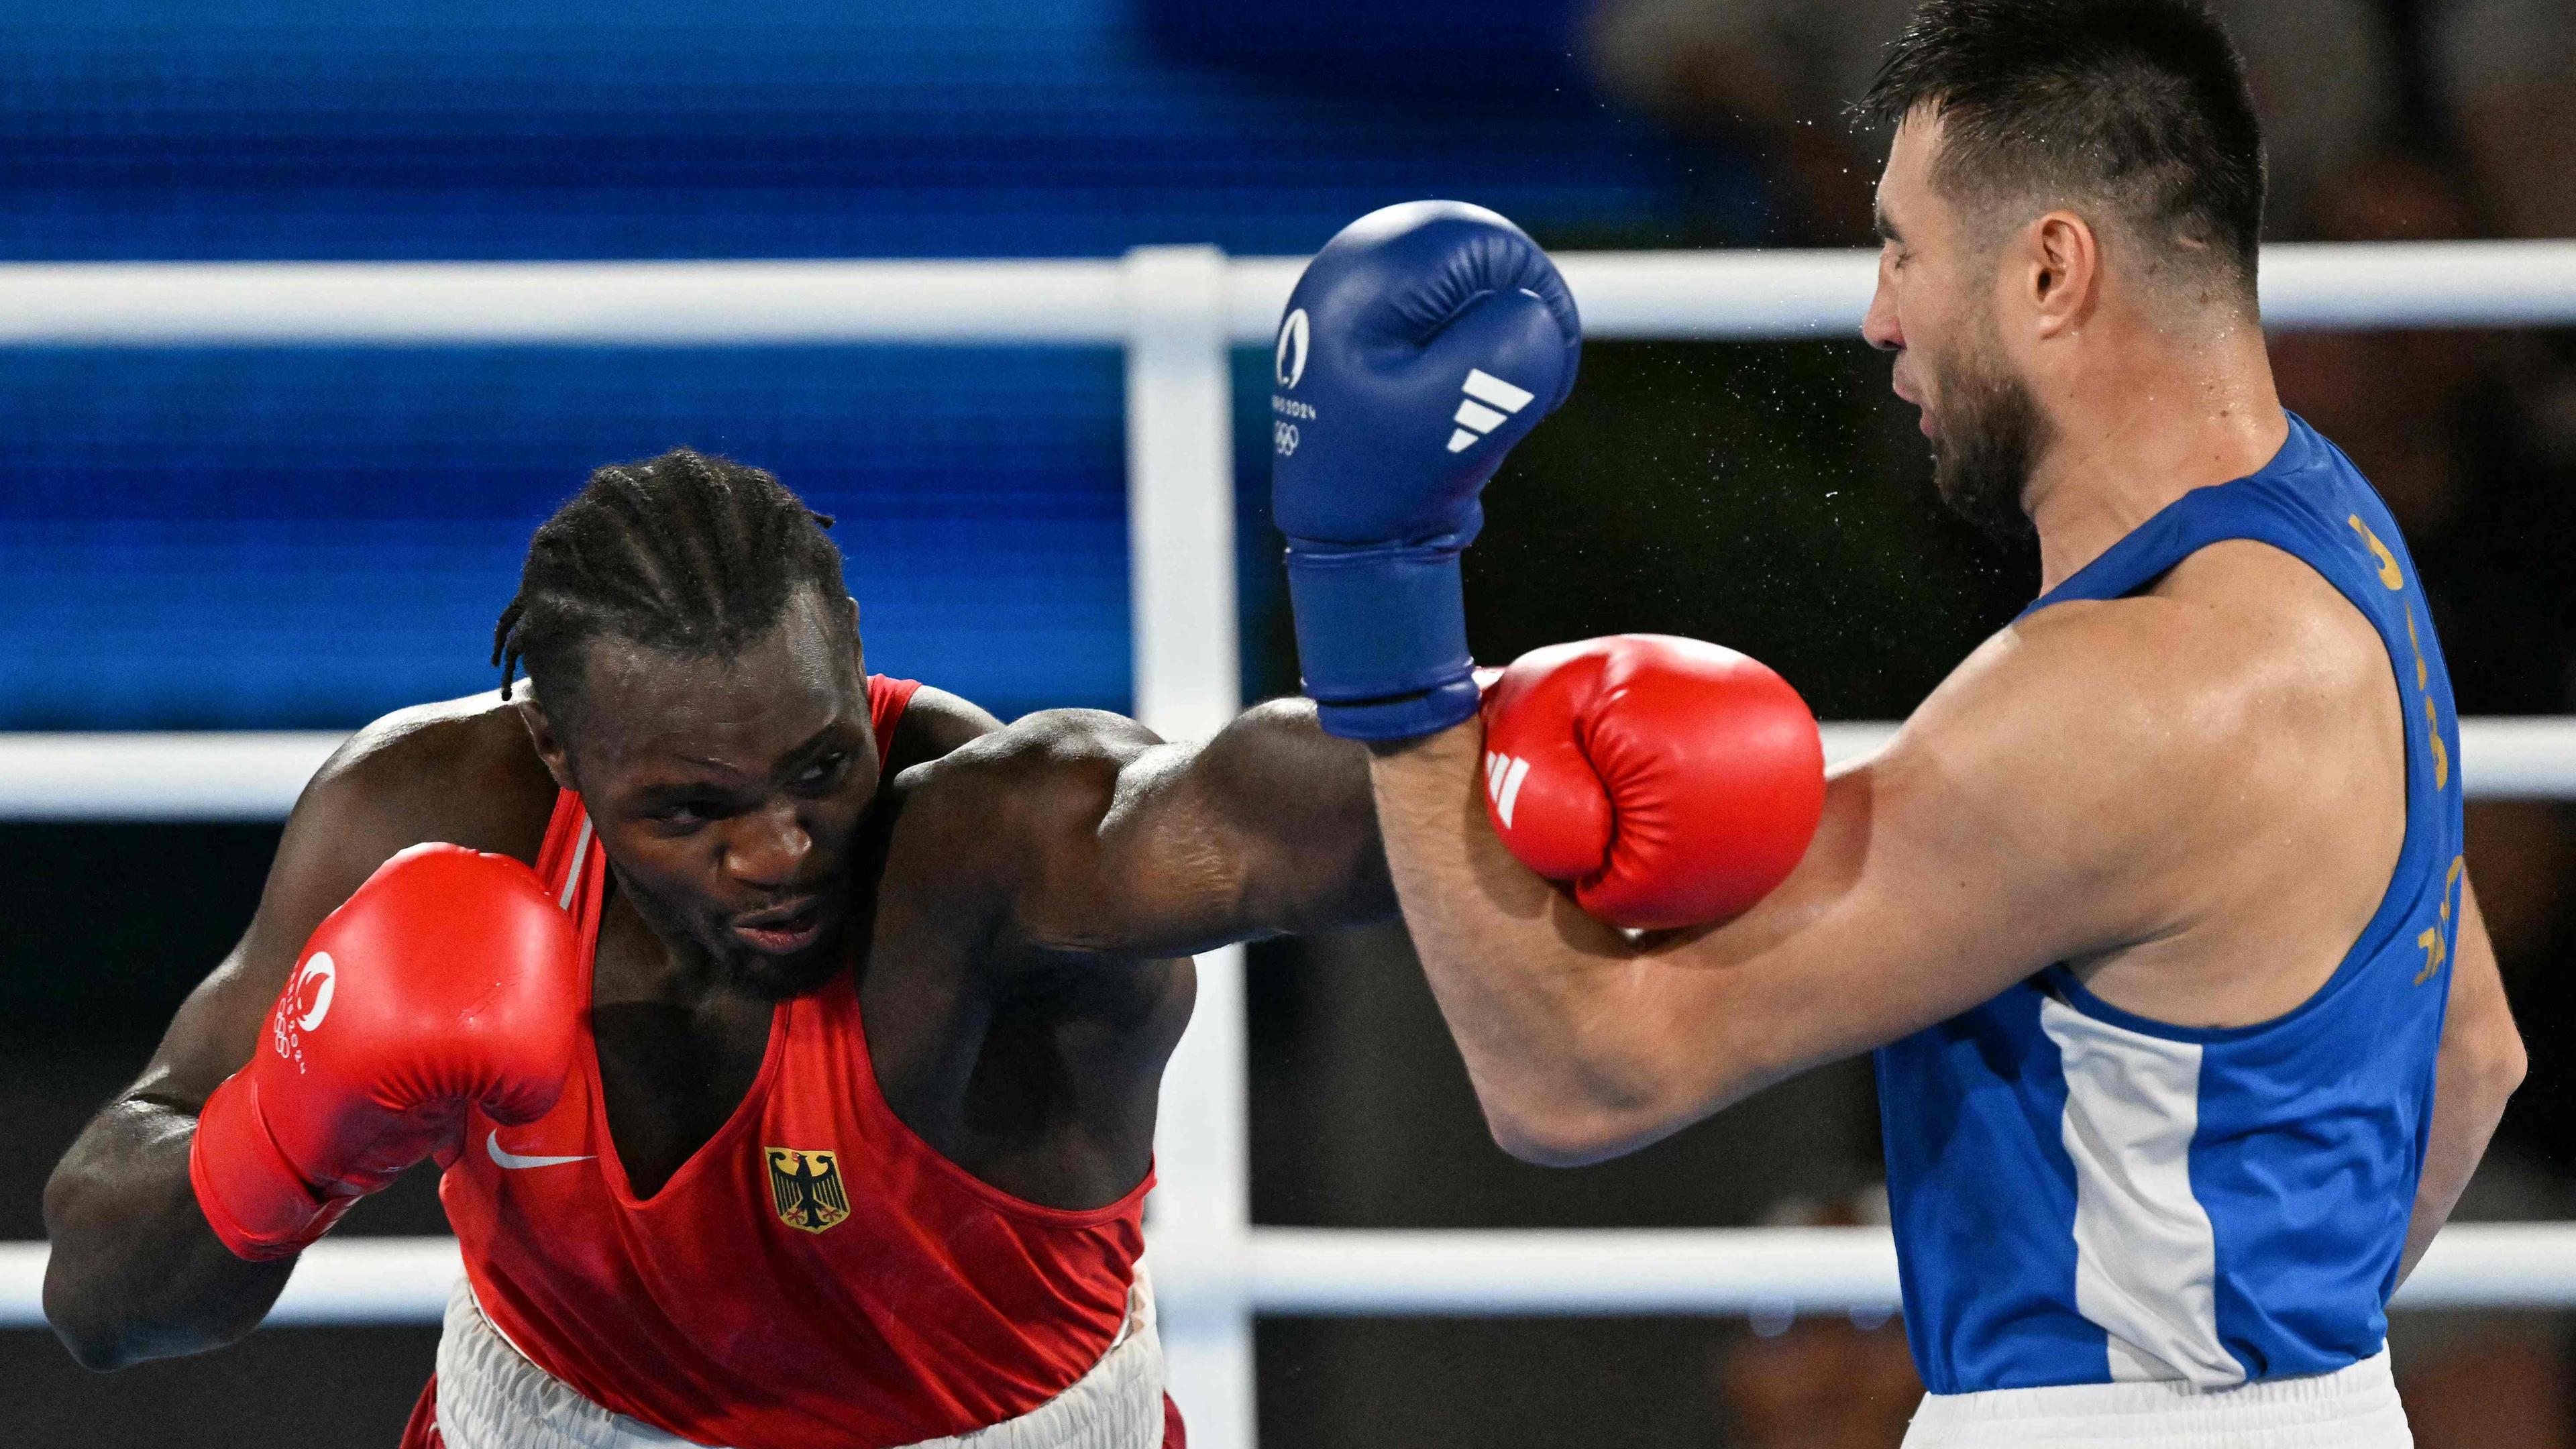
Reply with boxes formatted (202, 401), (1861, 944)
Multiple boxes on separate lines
(1271, 201), (1580, 741)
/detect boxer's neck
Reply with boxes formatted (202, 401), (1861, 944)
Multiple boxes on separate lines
(2021, 305), (2286, 594)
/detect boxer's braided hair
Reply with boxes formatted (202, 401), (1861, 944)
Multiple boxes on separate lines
(493, 449), (847, 721)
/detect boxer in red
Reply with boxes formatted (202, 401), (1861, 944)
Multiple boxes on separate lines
(42, 449), (1394, 1448)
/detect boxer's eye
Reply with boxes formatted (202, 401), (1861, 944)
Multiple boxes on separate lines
(646, 795), (725, 828)
(792, 751), (849, 792)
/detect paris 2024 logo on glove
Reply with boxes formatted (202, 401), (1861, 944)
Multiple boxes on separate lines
(1273, 308), (1316, 458)
(270, 949), (337, 1073)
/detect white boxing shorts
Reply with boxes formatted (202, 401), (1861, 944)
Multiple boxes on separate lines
(1902, 1350), (2412, 1448)
(433, 1268), (1166, 1449)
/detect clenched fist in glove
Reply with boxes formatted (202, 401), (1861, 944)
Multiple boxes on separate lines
(1479, 635), (1826, 930)
(189, 843), (580, 1260)
(1271, 201), (1581, 740)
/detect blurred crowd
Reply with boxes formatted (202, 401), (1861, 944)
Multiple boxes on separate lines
(1569, 1), (2576, 1444)
(1590, 0), (2575, 244)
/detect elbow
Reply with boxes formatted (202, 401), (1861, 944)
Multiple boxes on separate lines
(40, 1166), (182, 1372)
(38, 1105), (283, 1371)
(40, 1225), (138, 1373)
(42, 1248), (146, 1373)
(2441, 1010), (2528, 1126)
(1489, 1120), (1635, 1169)
(42, 1267), (260, 1374)
(2459, 998), (2529, 1102)
(2481, 1022), (2530, 1105)
(40, 1244), (223, 1373)
(1479, 1095), (1674, 1169)
(50, 1313), (144, 1374)
(1472, 1032), (1733, 1169)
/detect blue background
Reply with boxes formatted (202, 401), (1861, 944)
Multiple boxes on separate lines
(0, 0), (1741, 728)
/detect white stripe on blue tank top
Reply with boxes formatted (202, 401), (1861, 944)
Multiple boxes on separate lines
(2042, 999), (2237, 1387)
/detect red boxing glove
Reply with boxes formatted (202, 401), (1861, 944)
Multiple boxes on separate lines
(1480, 635), (1825, 930)
(189, 843), (580, 1260)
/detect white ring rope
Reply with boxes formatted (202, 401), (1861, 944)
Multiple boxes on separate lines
(5, 1224), (2571, 1330)
(0, 241), (2565, 347)
(5, 718), (2574, 820)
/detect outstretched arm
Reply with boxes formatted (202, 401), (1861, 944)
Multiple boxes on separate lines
(1095, 698), (1398, 946)
(925, 700), (1395, 962)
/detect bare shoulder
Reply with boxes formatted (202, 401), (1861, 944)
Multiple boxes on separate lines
(881, 707), (1167, 922)
(2155, 539), (2396, 718)
(883, 684), (1004, 776)
(139, 689), (562, 1097)
(897, 708), (1163, 825)
(292, 689), (558, 870)
(1890, 593), (2218, 798)
(1886, 539), (2396, 877)
(2149, 535), (2406, 824)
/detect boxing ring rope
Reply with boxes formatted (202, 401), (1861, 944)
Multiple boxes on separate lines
(13, 718), (2576, 820)
(5, 239), (2575, 1449)
(0, 240), (2571, 345)
(7, 1222), (2576, 1332)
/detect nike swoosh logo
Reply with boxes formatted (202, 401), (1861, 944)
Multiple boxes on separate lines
(486, 1130), (594, 1171)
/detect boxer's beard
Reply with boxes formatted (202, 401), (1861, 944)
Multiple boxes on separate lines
(1923, 328), (2044, 543)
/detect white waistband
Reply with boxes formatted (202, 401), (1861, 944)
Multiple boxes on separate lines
(1903, 1351), (2412, 1449)
(434, 1269), (1165, 1449)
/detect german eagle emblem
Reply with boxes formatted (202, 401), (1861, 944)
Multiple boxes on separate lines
(765, 1147), (850, 1234)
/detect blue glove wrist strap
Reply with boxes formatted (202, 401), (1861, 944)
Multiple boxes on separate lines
(1314, 680), (1484, 741)
(1285, 539), (1481, 741)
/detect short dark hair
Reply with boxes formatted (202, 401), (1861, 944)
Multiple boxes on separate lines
(493, 449), (849, 723)
(1860, 0), (2267, 302)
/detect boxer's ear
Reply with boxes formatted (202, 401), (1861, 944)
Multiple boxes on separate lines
(2027, 210), (2101, 340)
(515, 692), (578, 795)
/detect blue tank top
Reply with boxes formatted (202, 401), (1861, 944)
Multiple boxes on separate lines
(1876, 413), (2465, 1395)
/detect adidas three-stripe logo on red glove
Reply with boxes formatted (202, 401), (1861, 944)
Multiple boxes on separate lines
(1479, 635), (1827, 931)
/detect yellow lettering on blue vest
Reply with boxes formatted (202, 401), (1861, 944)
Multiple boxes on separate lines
(2351, 515), (2451, 792)
(2349, 515), (2403, 590)
(2416, 855), (2466, 985)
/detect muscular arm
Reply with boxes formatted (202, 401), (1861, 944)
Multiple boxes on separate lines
(920, 698), (1395, 962)
(1366, 601), (2319, 1165)
(41, 700), (549, 1369)
(2398, 879), (2526, 1283)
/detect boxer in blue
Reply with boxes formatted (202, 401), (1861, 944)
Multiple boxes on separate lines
(1273, 2), (2528, 1442)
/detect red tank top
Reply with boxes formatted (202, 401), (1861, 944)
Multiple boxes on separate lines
(426, 675), (1154, 1448)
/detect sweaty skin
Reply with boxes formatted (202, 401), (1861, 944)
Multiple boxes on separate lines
(43, 587), (1392, 1368)
(1365, 109), (2524, 1286)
